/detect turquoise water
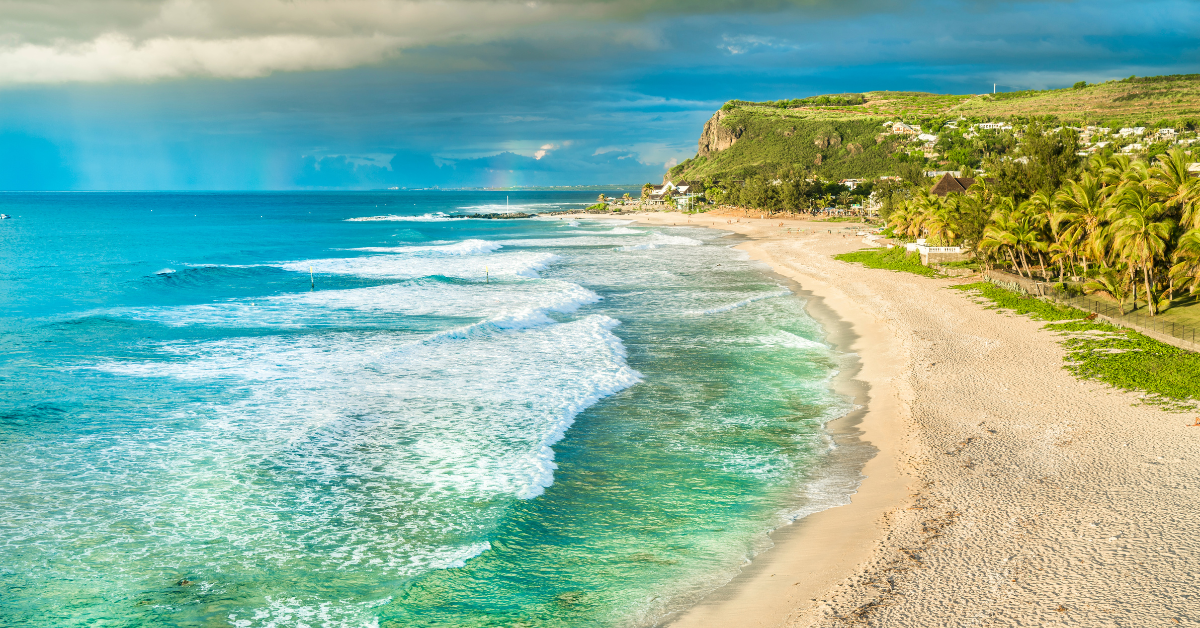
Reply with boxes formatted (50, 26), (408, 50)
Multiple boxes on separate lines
(0, 192), (859, 627)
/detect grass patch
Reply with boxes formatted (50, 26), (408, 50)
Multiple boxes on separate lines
(956, 283), (1199, 410)
(937, 260), (981, 271)
(834, 247), (938, 277)
(950, 282), (1087, 321)
(819, 216), (865, 223)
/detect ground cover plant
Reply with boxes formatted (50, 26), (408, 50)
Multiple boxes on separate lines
(950, 281), (1087, 320)
(952, 282), (1200, 410)
(834, 247), (938, 277)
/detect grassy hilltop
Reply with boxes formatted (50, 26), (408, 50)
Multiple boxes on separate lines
(670, 74), (1200, 183)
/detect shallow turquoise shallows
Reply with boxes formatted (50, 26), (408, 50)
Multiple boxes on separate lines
(0, 191), (857, 628)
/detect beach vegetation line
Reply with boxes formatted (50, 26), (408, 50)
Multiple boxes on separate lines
(834, 247), (939, 277)
(952, 282), (1200, 410)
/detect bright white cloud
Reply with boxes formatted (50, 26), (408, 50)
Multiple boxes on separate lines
(0, 0), (598, 84)
(0, 33), (404, 83)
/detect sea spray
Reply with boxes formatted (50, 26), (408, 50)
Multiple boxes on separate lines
(0, 191), (855, 628)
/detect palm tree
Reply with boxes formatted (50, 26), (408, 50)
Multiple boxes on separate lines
(1054, 173), (1111, 274)
(1171, 228), (1200, 296)
(1084, 267), (1132, 315)
(981, 200), (1040, 278)
(1011, 208), (1049, 279)
(1048, 240), (1073, 282)
(1147, 148), (1200, 228)
(1112, 188), (1175, 315)
(887, 204), (913, 238)
(1024, 190), (1058, 278)
(1098, 154), (1134, 187)
(925, 195), (962, 245)
(1101, 155), (1150, 186)
(903, 192), (939, 239)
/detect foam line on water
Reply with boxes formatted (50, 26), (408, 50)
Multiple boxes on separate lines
(96, 279), (601, 329)
(347, 239), (503, 256)
(688, 289), (792, 315)
(456, 202), (588, 212)
(618, 232), (703, 251)
(516, 315), (642, 499)
(755, 330), (828, 351)
(346, 213), (451, 222)
(85, 315), (637, 501)
(282, 251), (560, 280)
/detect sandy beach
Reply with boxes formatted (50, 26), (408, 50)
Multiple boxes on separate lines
(566, 210), (1200, 626)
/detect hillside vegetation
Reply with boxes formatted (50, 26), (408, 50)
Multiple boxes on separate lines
(670, 74), (1200, 184)
(679, 112), (904, 182)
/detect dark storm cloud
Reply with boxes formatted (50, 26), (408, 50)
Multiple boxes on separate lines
(0, 0), (1196, 189)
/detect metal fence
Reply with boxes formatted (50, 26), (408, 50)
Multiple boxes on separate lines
(1052, 290), (1200, 347)
(985, 270), (1200, 350)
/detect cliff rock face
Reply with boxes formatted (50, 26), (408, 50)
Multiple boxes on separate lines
(698, 110), (743, 156)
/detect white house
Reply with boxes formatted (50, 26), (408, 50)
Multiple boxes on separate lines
(917, 133), (938, 143)
(652, 181), (705, 209)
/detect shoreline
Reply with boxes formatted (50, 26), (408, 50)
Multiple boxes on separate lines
(561, 210), (1200, 626)
(666, 229), (912, 628)
(560, 210), (913, 626)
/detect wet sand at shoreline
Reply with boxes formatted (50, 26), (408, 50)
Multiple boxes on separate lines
(565, 210), (1200, 627)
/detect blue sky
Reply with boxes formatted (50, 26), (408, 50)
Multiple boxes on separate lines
(0, 0), (1197, 190)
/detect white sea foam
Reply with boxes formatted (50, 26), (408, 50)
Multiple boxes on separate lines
(282, 251), (559, 280)
(346, 213), (450, 222)
(456, 202), (587, 213)
(688, 289), (792, 315)
(347, 239), (503, 256)
(755, 330), (827, 351)
(618, 232), (703, 251)
(90, 314), (640, 502)
(101, 280), (601, 329)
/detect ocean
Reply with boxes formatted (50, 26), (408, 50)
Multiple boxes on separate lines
(0, 191), (863, 627)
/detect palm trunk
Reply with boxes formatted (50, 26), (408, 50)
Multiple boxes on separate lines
(1018, 249), (1032, 279)
(1008, 250), (1023, 277)
(1143, 264), (1156, 316)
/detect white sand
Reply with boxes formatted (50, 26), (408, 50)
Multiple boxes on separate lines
(571, 211), (1200, 627)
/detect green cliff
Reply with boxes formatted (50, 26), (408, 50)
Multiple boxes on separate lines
(668, 74), (1200, 183)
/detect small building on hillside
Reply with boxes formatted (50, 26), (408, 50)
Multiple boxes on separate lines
(930, 173), (977, 196)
